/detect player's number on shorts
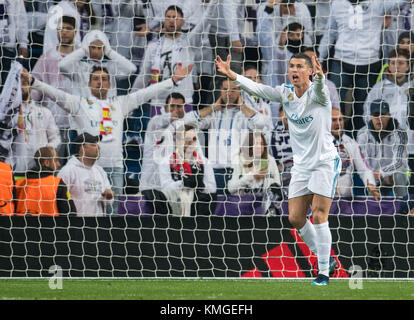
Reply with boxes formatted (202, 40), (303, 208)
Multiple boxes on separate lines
(348, 6), (364, 30)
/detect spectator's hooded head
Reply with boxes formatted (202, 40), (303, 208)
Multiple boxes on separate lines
(164, 5), (185, 36)
(82, 30), (110, 61)
(165, 92), (186, 122)
(370, 99), (391, 131)
(285, 22), (305, 54)
(57, 15), (76, 46)
(280, 0), (296, 16)
(88, 66), (111, 100)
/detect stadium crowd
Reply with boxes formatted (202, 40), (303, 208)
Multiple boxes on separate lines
(0, 0), (413, 217)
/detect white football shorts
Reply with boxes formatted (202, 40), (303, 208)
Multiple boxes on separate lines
(288, 156), (342, 199)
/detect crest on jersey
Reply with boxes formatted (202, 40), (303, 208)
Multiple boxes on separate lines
(288, 93), (294, 101)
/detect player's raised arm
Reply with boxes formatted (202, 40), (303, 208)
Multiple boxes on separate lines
(30, 74), (82, 114)
(311, 55), (329, 106)
(312, 55), (324, 78)
(215, 54), (283, 103)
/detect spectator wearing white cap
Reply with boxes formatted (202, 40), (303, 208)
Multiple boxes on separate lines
(58, 132), (113, 217)
(357, 99), (409, 197)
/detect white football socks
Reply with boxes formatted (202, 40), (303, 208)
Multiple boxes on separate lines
(298, 219), (318, 255)
(314, 221), (332, 277)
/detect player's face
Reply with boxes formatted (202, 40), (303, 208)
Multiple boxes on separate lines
(243, 68), (262, 84)
(288, 58), (313, 87)
(371, 113), (391, 131)
(388, 57), (410, 79)
(164, 10), (184, 33)
(220, 80), (240, 105)
(165, 97), (185, 121)
(89, 70), (111, 99)
(331, 108), (344, 138)
(89, 40), (105, 60)
(57, 22), (76, 45)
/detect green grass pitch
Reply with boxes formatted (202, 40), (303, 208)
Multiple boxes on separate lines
(1, 279), (414, 300)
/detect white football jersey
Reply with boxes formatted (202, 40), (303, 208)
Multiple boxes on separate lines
(235, 74), (338, 170)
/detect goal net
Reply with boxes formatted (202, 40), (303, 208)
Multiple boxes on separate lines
(0, 0), (413, 278)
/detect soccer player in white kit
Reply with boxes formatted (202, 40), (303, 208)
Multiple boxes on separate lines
(215, 53), (341, 285)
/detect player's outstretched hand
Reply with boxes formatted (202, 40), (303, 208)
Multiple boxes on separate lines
(172, 63), (194, 84)
(312, 55), (324, 77)
(214, 55), (237, 81)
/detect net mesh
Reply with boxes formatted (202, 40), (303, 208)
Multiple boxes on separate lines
(0, 0), (413, 278)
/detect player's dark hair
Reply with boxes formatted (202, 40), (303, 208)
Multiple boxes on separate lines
(165, 5), (184, 18)
(290, 52), (313, 68)
(165, 92), (186, 105)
